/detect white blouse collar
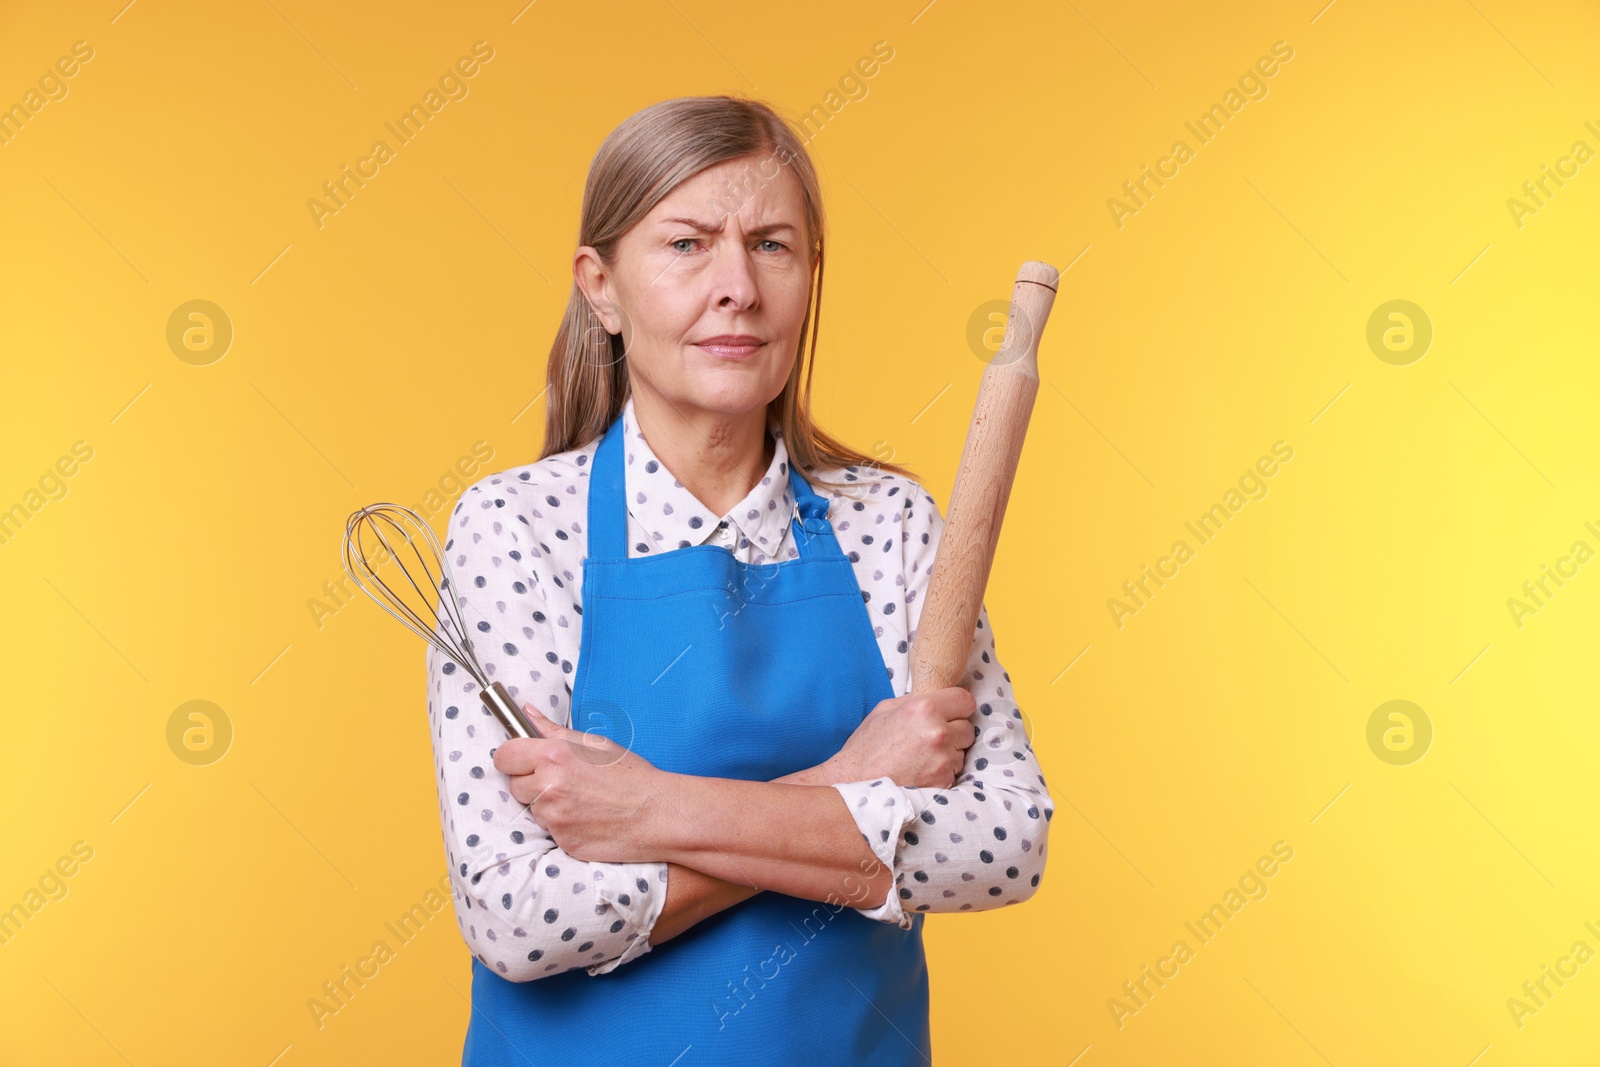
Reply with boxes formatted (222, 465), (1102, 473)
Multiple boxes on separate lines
(618, 395), (798, 557)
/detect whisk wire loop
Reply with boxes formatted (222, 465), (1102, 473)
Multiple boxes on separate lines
(341, 503), (537, 738)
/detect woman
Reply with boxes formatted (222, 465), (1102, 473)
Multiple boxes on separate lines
(426, 95), (1055, 1066)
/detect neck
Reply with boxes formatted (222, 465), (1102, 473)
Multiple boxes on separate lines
(629, 387), (774, 519)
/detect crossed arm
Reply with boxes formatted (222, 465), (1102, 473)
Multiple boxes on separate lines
(427, 667), (898, 981)
(492, 699), (907, 957)
(647, 761), (891, 946)
(643, 758), (902, 940)
(446, 648), (1049, 980)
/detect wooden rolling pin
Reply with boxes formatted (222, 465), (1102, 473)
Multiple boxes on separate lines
(909, 260), (1059, 693)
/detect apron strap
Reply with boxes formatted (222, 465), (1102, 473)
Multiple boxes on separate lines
(587, 412), (629, 562)
(787, 460), (842, 559)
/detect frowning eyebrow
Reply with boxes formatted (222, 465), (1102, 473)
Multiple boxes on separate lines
(658, 216), (799, 237)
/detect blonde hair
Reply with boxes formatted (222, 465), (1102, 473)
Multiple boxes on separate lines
(539, 94), (916, 492)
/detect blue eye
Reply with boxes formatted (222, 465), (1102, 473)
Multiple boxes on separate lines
(671, 238), (701, 254)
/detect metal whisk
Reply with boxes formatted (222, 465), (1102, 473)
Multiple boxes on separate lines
(342, 503), (541, 740)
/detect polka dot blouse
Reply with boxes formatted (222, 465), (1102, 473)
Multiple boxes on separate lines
(426, 395), (1055, 981)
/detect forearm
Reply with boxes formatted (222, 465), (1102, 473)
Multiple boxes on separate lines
(649, 861), (759, 944)
(646, 765), (894, 910)
(647, 761), (890, 945)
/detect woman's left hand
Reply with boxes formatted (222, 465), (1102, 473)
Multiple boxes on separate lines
(491, 704), (667, 864)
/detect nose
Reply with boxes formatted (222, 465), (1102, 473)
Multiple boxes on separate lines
(709, 240), (759, 311)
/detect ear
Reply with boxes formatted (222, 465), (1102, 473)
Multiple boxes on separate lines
(573, 246), (624, 334)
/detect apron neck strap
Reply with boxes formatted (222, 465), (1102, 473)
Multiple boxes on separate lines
(786, 458), (843, 558)
(587, 414), (630, 562)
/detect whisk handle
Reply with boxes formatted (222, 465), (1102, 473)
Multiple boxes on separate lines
(483, 680), (542, 739)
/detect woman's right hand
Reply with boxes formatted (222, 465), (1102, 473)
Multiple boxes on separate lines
(826, 687), (978, 790)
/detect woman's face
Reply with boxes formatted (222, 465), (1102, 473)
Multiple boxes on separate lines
(578, 152), (814, 423)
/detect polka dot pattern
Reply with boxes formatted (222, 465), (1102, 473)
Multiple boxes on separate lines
(425, 395), (1055, 980)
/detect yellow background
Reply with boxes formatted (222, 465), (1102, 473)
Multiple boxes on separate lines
(3, 0), (1598, 1062)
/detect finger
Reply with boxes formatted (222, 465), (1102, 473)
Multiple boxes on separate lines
(509, 778), (536, 806)
(934, 686), (978, 720)
(492, 737), (541, 775)
(520, 702), (564, 737)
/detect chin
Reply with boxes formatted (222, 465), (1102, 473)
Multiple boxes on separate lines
(679, 375), (783, 417)
(681, 397), (771, 422)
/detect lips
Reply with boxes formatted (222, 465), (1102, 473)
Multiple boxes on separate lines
(694, 335), (765, 360)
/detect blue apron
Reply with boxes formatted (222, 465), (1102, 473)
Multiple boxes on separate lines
(462, 411), (932, 1065)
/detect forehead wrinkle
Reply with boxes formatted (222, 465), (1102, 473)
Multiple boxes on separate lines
(655, 213), (800, 239)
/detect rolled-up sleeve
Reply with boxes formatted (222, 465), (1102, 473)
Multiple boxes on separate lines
(831, 481), (1055, 927)
(426, 480), (669, 980)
